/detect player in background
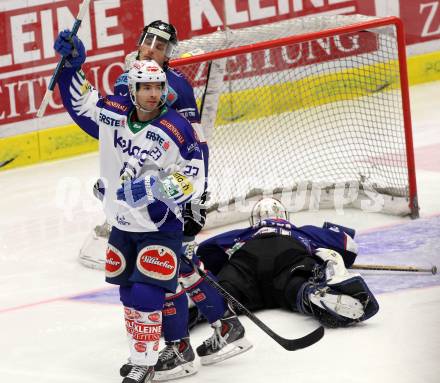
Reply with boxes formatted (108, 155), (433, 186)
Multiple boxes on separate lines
(191, 198), (379, 329)
(54, 27), (205, 382)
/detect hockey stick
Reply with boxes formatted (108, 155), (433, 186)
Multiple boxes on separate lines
(36, 0), (91, 118)
(182, 257), (324, 351)
(352, 263), (437, 275)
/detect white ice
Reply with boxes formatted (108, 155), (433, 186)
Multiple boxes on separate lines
(0, 81), (439, 383)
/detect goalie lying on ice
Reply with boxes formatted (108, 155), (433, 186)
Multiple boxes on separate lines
(191, 197), (379, 329)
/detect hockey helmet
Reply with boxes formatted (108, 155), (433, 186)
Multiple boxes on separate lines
(138, 20), (178, 58)
(128, 60), (168, 112)
(249, 197), (289, 225)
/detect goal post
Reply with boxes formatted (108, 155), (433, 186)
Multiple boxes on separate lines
(170, 15), (419, 227)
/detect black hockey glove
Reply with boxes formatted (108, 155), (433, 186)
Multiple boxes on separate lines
(183, 191), (207, 238)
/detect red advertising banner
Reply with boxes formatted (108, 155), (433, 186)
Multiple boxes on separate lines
(180, 31), (378, 88)
(1, 0), (438, 131)
(400, 0), (440, 44)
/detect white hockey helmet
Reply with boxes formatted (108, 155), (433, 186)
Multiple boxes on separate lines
(127, 60), (168, 112)
(249, 197), (289, 225)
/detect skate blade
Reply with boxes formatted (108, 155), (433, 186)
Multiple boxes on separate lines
(153, 362), (197, 381)
(200, 337), (253, 366)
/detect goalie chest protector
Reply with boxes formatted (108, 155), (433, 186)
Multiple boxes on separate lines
(226, 234), (310, 308)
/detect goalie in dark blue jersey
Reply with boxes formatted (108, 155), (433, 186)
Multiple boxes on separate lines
(193, 198), (379, 329)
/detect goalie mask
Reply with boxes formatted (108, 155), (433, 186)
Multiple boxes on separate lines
(128, 60), (168, 112)
(250, 197), (289, 225)
(138, 20), (178, 59)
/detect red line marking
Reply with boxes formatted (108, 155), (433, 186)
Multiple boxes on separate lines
(0, 286), (113, 314)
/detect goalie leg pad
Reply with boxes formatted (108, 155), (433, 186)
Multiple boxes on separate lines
(299, 273), (379, 327)
(309, 288), (364, 321)
(327, 275), (379, 321)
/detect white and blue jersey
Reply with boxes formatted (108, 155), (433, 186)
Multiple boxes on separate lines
(57, 68), (205, 233)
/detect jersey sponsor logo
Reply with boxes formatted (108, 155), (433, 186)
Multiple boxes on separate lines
(115, 213), (130, 226)
(125, 318), (134, 335)
(134, 342), (147, 353)
(159, 119), (185, 144)
(137, 245), (177, 281)
(186, 142), (200, 153)
(171, 172), (193, 195)
(114, 130), (150, 166)
(104, 98), (129, 112)
(190, 289), (206, 303)
(99, 112), (122, 127)
(148, 313), (161, 322)
(105, 244), (126, 278)
(124, 307), (135, 318)
(163, 307), (177, 316)
(133, 323), (161, 342)
(145, 130), (170, 151)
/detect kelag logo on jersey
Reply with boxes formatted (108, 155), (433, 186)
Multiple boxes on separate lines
(114, 130), (149, 166)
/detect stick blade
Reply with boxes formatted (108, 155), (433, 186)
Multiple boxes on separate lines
(278, 325), (324, 351)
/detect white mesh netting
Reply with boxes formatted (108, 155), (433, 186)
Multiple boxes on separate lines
(170, 15), (417, 226)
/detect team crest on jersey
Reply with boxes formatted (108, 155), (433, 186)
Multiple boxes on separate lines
(137, 245), (177, 280)
(105, 244), (126, 278)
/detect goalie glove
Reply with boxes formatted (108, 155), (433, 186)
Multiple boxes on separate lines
(314, 248), (350, 285)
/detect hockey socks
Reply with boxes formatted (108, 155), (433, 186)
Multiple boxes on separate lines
(181, 270), (227, 323)
(162, 285), (190, 342)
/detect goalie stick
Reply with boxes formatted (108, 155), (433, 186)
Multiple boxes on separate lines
(36, 0), (91, 118)
(181, 256), (324, 351)
(352, 263), (437, 274)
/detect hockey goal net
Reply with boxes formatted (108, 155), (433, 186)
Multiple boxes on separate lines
(171, 14), (418, 227)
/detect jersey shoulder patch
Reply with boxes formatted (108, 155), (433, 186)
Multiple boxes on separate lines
(101, 95), (132, 116)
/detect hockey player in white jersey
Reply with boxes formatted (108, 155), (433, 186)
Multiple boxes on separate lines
(82, 20), (207, 251)
(54, 31), (205, 383)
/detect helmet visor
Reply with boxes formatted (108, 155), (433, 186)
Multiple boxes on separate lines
(140, 33), (176, 58)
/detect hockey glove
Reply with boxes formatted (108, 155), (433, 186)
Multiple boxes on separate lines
(54, 29), (86, 69)
(183, 191), (207, 238)
(116, 176), (156, 208)
(314, 248), (350, 285)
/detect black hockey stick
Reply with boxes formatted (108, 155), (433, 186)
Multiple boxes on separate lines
(182, 257), (324, 351)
